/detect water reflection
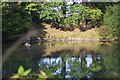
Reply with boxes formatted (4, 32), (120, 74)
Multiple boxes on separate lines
(86, 54), (92, 68)
(38, 50), (103, 78)
(2, 42), (119, 78)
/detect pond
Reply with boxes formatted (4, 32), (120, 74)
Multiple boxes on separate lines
(2, 41), (119, 79)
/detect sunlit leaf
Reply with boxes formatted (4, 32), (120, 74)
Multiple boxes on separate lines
(23, 68), (31, 76)
(18, 66), (24, 75)
(10, 74), (20, 78)
(40, 70), (46, 76)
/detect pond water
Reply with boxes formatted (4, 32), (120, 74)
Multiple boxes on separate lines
(2, 41), (119, 79)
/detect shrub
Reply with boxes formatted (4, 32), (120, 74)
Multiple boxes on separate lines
(104, 3), (120, 37)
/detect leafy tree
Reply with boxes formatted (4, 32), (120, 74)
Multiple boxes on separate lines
(104, 3), (120, 37)
(2, 2), (32, 40)
(30, 2), (103, 30)
(2, 2), (104, 40)
(37, 2), (65, 24)
(63, 4), (102, 30)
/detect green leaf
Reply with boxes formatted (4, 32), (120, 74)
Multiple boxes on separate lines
(18, 66), (24, 75)
(40, 70), (46, 76)
(48, 73), (55, 77)
(11, 74), (20, 78)
(22, 68), (31, 76)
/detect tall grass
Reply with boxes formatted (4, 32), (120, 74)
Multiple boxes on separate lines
(43, 24), (100, 41)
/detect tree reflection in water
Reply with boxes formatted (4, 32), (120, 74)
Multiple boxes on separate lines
(38, 49), (103, 79)
(3, 42), (119, 78)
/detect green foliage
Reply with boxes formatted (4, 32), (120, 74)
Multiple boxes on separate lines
(90, 63), (102, 72)
(28, 2), (102, 30)
(38, 2), (65, 24)
(11, 66), (31, 78)
(4, 2), (120, 41)
(2, 2), (32, 40)
(88, 9), (102, 21)
(104, 3), (120, 37)
(98, 26), (112, 38)
(10, 53), (103, 79)
(11, 65), (54, 79)
(37, 70), (48, 80)
(62, 4), (102, 29)
(37, 70), (55, 80)
(18, 66), (24, 75)
(67, 59), (89, 78)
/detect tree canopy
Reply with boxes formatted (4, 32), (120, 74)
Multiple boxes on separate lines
(2, 2), (120, 40)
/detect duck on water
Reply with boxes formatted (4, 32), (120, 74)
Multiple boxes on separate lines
(24, 37), (42, 47)
(24, 37), (32, 47)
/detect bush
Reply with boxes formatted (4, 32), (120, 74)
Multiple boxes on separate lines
(104, 3), (120, 37)
(98, 26), (112, 38)
(2, 3), (32, 40)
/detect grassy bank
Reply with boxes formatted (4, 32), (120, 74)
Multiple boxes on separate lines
(42, 24), (100, 41)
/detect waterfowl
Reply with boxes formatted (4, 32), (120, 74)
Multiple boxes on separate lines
(24, 37), (32, 47)
(24, 42), (31, 47)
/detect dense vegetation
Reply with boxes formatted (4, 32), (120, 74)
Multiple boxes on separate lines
(104, 3), (120, 37)
(10, 53), (103, 79)
(2, 2), (119, 79)
(2, 3), (32, 40)
(2, 2), (120, 40)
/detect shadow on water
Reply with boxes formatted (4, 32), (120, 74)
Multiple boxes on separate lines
(2, 42), (119, 78)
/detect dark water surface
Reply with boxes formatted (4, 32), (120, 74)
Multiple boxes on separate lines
(2, 41), (119, 78)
